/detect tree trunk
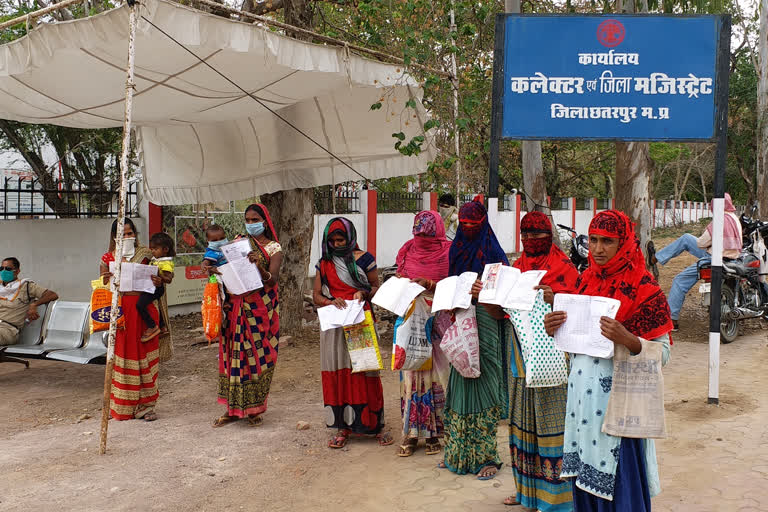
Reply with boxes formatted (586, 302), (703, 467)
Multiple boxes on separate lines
(615, 0), (652, 255)
(260, 0), (316, 336)
(261, 189), (314, 335)
(757, 0), (768, 217)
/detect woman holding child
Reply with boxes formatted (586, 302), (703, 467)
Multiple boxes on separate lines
(100, 218), (173, 422)
(207, 203), (283, 428)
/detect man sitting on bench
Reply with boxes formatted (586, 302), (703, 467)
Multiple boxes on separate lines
(0, 257), (58, 346)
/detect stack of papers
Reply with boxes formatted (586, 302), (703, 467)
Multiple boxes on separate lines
(109, 262), (158, 294)
(317, 300), (366, 331)
(553, 294), (622, 358)
(431, 272), (478, 312)
(218, 238), (263, 295)
(478, 263), (547, 311)
(371, 277), (426, 317)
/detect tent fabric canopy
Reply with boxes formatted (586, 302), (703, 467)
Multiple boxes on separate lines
(0, 0), (435, 205)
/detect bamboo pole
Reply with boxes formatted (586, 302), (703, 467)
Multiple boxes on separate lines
(99, 0), (138, 456)
(449, 1), (461, 197)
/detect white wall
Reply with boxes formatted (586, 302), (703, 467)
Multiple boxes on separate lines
(0, 217), (148, 302)
(376, 213), (418, 270)
(307, 213), (366, 276)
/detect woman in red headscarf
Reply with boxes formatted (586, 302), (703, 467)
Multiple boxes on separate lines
(213, 204), (282, 428)
(545, 210), (673, 512)
(394, 210), (453, 457)
(504, 211), (579, 510)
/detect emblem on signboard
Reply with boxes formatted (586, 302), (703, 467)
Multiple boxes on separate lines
(597, 19), (625, 47)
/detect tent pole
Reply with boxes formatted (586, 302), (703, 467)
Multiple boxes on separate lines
(0, 0), (84, 31)
(99, 0), (138, 455)
(450, 1), (461, 198)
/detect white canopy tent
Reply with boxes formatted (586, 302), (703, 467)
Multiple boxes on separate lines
(0, 0), (435, 204)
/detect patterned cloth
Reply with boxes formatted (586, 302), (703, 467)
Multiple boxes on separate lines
(104, 246), (161, 421)
(396, 210), (452, 282)
(218, 210), (281, 418)
(317, 225), (385, 434)
(576, 210), (673, 340)
(448, 201), (509, 276)
(443, 306), (507, 474)
(513, 212), (580, 294)
(562, 210), (673, 502)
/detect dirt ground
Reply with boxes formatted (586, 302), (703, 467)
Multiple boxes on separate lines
(1, 223), (767, 511)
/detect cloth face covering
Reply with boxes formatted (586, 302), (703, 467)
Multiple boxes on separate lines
(448, 201), (509, 275)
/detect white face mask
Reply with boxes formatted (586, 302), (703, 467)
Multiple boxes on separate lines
(116, 238), (136, 259)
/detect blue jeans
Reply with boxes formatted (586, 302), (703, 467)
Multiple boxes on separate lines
(658, 234), (711, 320)
(656, 233), (709, 265)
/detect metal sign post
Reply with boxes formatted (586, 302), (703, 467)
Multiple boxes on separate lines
(489, 14), (731, 403)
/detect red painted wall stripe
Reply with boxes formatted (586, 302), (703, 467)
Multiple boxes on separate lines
(515, 194), (522, 253)
(148, 202), (162, 235)
(367, 190), (377, 258)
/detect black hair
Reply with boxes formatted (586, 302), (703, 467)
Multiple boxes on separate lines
(244, 203), (275, 240)
(109, 218), (139, 252)
(206, 224), (226, 237)
(2, 257), (20, 270)
(149, 232), (176, 257)
(439, 194), (456, 207)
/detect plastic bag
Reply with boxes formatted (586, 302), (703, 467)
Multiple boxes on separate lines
(201, 276), (223, 342)
(392, 297), (432, 371)
(343, 309), (383, 373)
(508, 291), (568, 388)
(601, 340), (667, 439)
(439, 306), (481, 378)
(89, 279), (123, 334)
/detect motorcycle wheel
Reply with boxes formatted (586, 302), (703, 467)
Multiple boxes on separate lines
(719, 285), (739, 344)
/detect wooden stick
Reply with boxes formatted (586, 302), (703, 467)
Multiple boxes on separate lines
(99, 0), (138, 456)
(0, 0), (83, 31)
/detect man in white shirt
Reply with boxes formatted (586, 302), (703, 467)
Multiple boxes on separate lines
(0, 257), (58, 346)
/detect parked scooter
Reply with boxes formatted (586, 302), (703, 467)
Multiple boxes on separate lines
(556, 224), (590, 272)
(697, 213), (768, 343)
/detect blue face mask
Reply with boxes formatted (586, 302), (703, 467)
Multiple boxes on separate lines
(208, 239), (228, 251)
(246, 222), (265, 237)
(0, 269), (15, 282)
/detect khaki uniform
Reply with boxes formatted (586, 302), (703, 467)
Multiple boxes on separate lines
(0, 280), (48, 346)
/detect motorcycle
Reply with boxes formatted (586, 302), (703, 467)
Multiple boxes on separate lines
(697, 216), (768, 343)
(556, 224), (590, 272)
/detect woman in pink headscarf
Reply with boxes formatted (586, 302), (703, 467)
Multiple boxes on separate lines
(394, 210), (453, 457)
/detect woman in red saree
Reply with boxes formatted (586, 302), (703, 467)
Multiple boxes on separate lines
(99, 218), (164, 421)
(312, 217), (392, 449)
(213, 203), (282, 427)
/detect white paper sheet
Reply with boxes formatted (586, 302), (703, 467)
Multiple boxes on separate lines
(478, 264), (546, 311)
(317, 300), (365, 331)
(220, 238), (254, 263)
(431, 271), (478, 312)
(553, 294), (622, 358)
(218, 260), (263, 295)
(109, 261), (159, 294)
(371, 277), (426, 317)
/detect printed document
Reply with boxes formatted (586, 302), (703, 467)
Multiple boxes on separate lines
(109, 262), (158, 294)
(317, 300), (366, 331)
(220, 238), (253, 263)
(478, 263), (547, 311)
(372, 277), (426, 317)
(431, 272), (478, 312)
(217, 238), (264, 295)
(553, 294), (622, 358)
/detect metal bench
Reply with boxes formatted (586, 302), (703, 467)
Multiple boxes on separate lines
(3, 302), (51, 357)
(47, 331), (107, 365)
(7, 301), (87, 356)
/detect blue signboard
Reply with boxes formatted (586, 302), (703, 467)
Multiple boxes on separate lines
(499, 15), (722, 140)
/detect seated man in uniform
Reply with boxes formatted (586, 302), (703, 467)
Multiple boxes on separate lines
(0, 257), (58, 346)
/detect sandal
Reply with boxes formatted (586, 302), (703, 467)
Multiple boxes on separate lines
(245, 415), (263, 427)
(377, 431), (394, 447)
(425, 438), (441, 456)
(143, 411), (158, 422)
(397, 438), (418, 457)
(503, 496), (520, 506)
(212, 415), (238, 428)
(477, 464), (499, 481)
(329, 429), (350, 449)
(141, 326), (161, 342)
